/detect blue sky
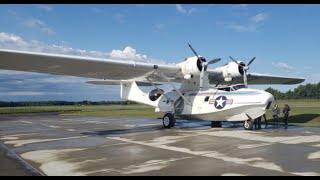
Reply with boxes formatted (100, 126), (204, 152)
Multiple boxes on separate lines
(0, 4), (319, 101)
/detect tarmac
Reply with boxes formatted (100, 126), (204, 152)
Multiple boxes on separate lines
(0, 113), (320, 176)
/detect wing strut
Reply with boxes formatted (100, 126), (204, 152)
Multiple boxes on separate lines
(159, 72), (192, 106)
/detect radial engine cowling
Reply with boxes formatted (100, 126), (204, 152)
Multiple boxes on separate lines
(149, 89), (164, 101)
(217, 61), (245, 82)
(179, 56), (206, 78)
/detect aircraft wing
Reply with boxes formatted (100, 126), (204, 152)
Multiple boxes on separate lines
(246, 73), (305, 84)
(209, 72), (305, 85)
(86, 80), (162, 86)
(0, 49), (182, 83)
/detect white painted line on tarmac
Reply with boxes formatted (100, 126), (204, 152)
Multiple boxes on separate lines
(238, 143), (273, 149)
(101, 143), (129, 147)
(4, 136), (89, 147)
(108, 136), (320, 176)
(20, 120), (33, 124)
(221, 173), (247, 176)
(21, 148), (87, 176)
(308, 151), (320, 160)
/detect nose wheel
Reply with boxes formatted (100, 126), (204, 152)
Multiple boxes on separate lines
(163, 113), (175, 128)
(243, 120), (254, 130)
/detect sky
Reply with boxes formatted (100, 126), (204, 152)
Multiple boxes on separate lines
(0, 4), (319, 101)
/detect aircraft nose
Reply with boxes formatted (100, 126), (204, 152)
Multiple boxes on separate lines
(262, 91), (274, 110)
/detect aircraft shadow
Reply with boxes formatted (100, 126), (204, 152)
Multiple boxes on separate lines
(81, 114), (319, 136)
(266, 114), (320, 124)
(81, 125), (163, 136)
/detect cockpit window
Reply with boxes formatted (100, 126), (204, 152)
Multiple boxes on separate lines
(218, 87), (231, 92)
(232, 84), (246, 91)
(217, 84), (246, 92)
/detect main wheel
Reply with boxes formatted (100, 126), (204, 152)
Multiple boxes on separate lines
(243, 120), (254, 130)
(163, 113), (175, 128)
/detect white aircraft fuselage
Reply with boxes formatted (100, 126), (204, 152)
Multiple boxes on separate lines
(123, 81), (274, 123)
(176, 88), (274, 122)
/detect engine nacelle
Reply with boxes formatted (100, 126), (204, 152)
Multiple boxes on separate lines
(149, 89), (164, 101)
(217, 61), (245, 82)
(178, 56), (206, 78)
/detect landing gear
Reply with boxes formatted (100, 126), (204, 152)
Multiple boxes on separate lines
(211, 121), (222, 128)
(243, 120), (254, 130)
(163, 113), (175, 128)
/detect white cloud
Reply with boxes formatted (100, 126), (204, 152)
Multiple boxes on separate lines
(250, 13), (268, 23)
(0, 32), (165, 64)
(221, 12), (269, 32)
(0, 32), (167, 90)
(113, 13), (125, 23)
(23, 18), (55, 35)
(272, 62), (294, 71)
(110, 47), (147, 60)
(0, 70), (32, 75)
(0, 32), (28, 48)
(176, 4), (187, 14)
(176, 4), (197, 15)
(35, 5), (53, 12)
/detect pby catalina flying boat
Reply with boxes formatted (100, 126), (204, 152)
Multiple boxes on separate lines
(0, 44), (305, 130)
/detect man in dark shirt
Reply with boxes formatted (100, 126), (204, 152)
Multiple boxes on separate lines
(283, 104), (290, 129)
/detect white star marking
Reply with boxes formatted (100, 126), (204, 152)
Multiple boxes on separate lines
(216, 97), (226, 108)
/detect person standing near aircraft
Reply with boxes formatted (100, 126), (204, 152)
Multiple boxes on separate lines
(283, 104), (290, 129)
(254, 116), (262, 130)
(272, 104), (280, 127)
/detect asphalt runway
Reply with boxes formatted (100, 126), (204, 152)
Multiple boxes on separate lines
(0, 114), (320, 176)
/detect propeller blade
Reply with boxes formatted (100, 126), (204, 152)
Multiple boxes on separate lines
(188, 43), (200, 59)
(208, 58), (221, 65)
(200, 65), (205, 90)
(247, 57), (256, 66)
(243, 70), (248, 87)
(229, 56), (239, 65)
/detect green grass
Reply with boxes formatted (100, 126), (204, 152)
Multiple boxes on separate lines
(0, 100), (319, 127)
(62, 105), (161, 118)
(0, 104), (161, 118)
(0, 106), (81, 114)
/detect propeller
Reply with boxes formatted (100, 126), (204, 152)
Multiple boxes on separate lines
(188, 43), (221, 90)
(229, 56), (255, 87)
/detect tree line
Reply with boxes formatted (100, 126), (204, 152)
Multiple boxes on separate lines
(265, 82), (320, 100)
(0, 100), (136, 107)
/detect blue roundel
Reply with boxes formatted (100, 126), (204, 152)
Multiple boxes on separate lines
(214, 96), (227, 109)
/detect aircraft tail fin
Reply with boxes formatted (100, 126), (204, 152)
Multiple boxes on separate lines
(120, 81), (158, 107)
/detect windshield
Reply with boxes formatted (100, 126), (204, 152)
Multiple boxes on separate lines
(232, 84), (246, 91)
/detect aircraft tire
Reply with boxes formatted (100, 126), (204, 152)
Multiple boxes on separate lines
(243, 120), (254, 130)
(163, 113), (175, 128)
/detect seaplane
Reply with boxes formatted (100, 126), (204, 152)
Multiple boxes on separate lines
(0, 44), (305, 130)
